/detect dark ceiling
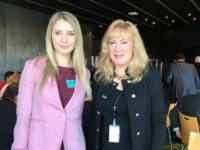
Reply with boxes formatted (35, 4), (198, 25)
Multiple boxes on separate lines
(1, 0), (200, 39)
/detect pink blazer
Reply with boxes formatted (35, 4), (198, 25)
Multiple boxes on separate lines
(12, 56), (87, 150)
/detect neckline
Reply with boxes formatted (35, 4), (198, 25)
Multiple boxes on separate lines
(58, 66), (73, 69)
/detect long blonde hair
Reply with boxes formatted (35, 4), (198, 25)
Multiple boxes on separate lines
(40, 11), (91, 97)
(95, 19), (149, 84)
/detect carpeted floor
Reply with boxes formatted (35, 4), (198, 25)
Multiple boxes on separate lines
(164, 142), (184, 150)
(164, 130), (187, 150)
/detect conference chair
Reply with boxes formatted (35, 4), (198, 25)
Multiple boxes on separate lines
(178, 112), (199, 150)
(188, 131), (200, 150)
(166, 103), (177, 150)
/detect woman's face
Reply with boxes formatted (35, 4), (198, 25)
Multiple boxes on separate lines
(52, 19), (76, 58)
(108, 29), (134, 70)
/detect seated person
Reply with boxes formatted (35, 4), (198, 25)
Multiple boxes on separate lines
(0, 71), (14, 91)
(0, 72), (21, 97)
(170, 94), (200, 139)
(0, 82), (19, 150)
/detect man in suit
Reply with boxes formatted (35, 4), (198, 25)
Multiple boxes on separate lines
(164, 52), (200, 103)
(170, 94), (200, 139)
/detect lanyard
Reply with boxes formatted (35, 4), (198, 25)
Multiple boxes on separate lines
(112, 88), (122, 125)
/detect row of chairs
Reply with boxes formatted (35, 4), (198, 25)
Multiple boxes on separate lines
(167, 103), (200, 150)
(179, 112), (200, 150)
(188, 132), (200, 150)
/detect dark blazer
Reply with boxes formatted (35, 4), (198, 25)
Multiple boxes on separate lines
(89, 67), (166, 150)
(0, 98), (16, 150)
(165, 61), (200, 101)
(170, 94), (200, 129)
(82, 100), (92, 142)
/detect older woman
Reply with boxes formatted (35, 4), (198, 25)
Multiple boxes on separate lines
(90, 19), (166, 150)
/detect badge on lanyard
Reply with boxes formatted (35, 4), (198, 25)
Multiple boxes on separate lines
(66, 79), (76, 88)
(109, 119), (120, 143)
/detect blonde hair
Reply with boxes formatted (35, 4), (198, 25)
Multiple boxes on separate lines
(95, 19), (149, 84)
(40, 11), (91, 97)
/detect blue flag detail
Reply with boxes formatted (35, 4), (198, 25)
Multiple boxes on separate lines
(66, 79), (76, 88)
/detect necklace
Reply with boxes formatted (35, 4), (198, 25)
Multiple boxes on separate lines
(114, 73), (128, 80)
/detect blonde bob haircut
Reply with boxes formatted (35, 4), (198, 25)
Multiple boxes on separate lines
(40, 11), (91, 97)
(94, 19), (149, 84)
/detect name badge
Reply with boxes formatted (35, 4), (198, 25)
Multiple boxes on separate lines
(66, 79), (75, 88)
(109, 124), (120, 143)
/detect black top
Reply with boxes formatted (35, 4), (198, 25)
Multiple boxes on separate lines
(99, 82), (131, 150)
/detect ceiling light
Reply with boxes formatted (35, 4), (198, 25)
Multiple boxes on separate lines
(171, 19), (175, 23)
(128, 11), (138, 16)
(193, 17), (196, 21)
(188, 13), (192, 16)
(152, 21), (155, 25)
(165, 16), (169, 19)
(99, 25), (103, 28)
(145, 18), (148, 21)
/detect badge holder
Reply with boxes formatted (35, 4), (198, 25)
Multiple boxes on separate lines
(109, 118), (120, 143)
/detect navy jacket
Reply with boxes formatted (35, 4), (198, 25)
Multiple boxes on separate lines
(89, 67), (166, 150)
(165, 61), (200, 101)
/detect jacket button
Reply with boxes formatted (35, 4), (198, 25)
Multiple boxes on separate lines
(97, 111), (101, 115)
(61, 112), (65, 119)
(102, 94), (107, 99)
(131, 94), (136, 98)
(136, 113), (139, 117)
(136, 132), (140, 136)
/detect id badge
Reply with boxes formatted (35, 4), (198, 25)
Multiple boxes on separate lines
(108, 124), (120, 143)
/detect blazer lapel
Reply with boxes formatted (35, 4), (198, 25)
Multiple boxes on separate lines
(49, 78), (63, 111)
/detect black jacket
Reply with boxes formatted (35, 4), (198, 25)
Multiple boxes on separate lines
(170, 94), (200, 129)
(0, 98), (16, 150)
(88, 67), (166, 150)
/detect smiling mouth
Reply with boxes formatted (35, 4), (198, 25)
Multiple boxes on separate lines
(114, 54), (124, 58)
(60, 45), (69, 49)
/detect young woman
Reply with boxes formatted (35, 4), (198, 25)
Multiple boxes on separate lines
(12, 11), (91, 150)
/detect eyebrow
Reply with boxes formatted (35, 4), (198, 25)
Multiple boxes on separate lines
(52, 29), (75, 32)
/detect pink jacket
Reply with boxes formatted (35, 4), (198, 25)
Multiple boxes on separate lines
(12, 56), (87, 150)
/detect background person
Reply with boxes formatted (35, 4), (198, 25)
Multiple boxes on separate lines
(0, 71), (14, 91)
(170, 94), (200, 139)
(0, 82), (19, 150)
(0, 72), (21, 96)
(164, 52), (200, 103)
